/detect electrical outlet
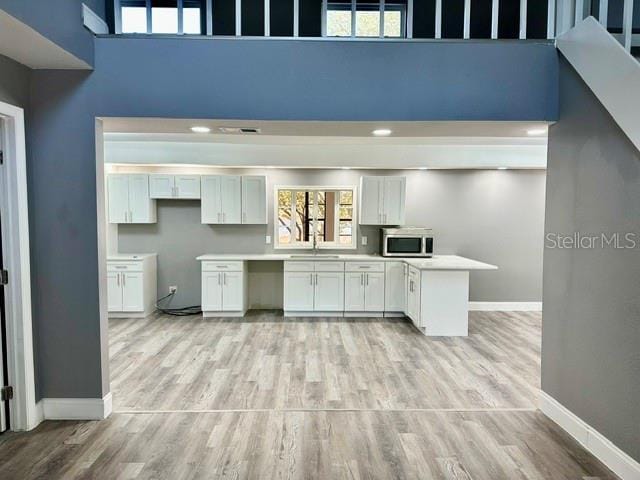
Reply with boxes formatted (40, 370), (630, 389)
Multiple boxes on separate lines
(361, 236), (368, 246)
(169, 285), (178, 294)
(265, 235), (272, 244)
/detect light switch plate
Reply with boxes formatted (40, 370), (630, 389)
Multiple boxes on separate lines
(266, 235), (272, 244)
(361, 236), (368, 246)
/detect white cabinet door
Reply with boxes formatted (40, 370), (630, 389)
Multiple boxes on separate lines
(384, 262), (406, 312)
(128, 174), (155, 223)
(359, 176), (384, 225)
(107, 175), (129, 224)
(407, 268), (421, 324)
(314, 272), (344, 312)
(344, 272), (365, 311)
(201, 176), (222, 224)
(221, 176), (242, 224)
(284, 272), (314, 311)
(241, 176), (267, 224)
(149, 174), (175, 199)
(364, 272), (385, 312)
(175, 175), (201, 199)
(107, 272), (123, 311)
(202, 272), (223, 311)
(122, 272), (144, 312)
(221, 272), (244, 311)
(383, 176), (406, 225)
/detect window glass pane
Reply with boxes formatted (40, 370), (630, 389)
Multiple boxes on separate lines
(277, 190), (292, 245)
(152, 7), (178, 33)
(384, 10), (402, 37)
(122, 7), (147, 33)
(183, 7), (202, 33)
(327, 10), (352, 36)
(295, 191), (312, 243)
(356, 11), (380, 37)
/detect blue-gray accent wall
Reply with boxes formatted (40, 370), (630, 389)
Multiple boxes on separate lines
(0, 0), (103, 66)
(23, 37), (558, 400)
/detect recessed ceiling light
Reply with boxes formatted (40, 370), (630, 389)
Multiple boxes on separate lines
(190, 126), (211, 133)
(497, 167), (508, 170)
(372, 128), (392, 137)
(526, 128), (546, 136)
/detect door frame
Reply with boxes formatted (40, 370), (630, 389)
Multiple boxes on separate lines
(0, 101), (38, 431)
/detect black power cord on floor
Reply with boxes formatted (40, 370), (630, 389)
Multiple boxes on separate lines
(156, 292), (202, 316)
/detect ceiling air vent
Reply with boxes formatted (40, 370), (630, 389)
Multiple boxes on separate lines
(218, 127), (262, 134)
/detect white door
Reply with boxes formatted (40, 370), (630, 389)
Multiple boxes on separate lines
(344, 272), (365, 311)
(201, 176), (222, 224)
(107, 175), (129, 223)
(121, 272), (144, 312)
(107, 272), (123, 312)
(383, 176), (406, 225)
(149, 174), (175, 199)
(221, 176), (242, 224)
(175, 175), (201, 199)
(284, 272), (314, 311)
(128, 174), (153, 223)
(360, 176), (384, 225)
(241, 176), (267, 224)
(202, 272), (223, 311)
(221, 272), (243, 311)
(364, 272), (385, 312)
(314, 272), (345, 312)
(384, 262), (406, 312)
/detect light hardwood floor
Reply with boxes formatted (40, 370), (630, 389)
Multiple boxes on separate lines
(0, 312), (618, 479)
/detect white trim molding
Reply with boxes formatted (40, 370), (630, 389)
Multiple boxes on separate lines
(468, 301), (542, 311)
(39, 393), (113, 421)
(539, 391), (640, 480)
(0, 102), (38, 431)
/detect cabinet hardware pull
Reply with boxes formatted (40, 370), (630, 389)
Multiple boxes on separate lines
(361, 273), (364, 286)
(218, 273), (221, 285)
(359, 266), (370, 269)
(129, 210), (133, 223)
(366, 273), (369, 286)
(116, 273), (120, 286)
(223, 273), (227, 285)
(122, 274), (126, 286)
(310, 273), (313, 285)
(223, 212), (226, 223)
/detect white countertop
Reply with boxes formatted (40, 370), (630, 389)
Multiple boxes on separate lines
(108, 253), (157, 261)
(196, 253), (497, 271)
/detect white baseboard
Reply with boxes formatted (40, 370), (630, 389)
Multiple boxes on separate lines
(37, 392), (113, 421)
(539, 391), (640, 480)
(468, 301), (542, 311)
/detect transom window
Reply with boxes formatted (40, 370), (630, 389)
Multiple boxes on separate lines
(119, 0), (204, 34)
(276, 187), (357, 249)
(326, 2), (406, 38)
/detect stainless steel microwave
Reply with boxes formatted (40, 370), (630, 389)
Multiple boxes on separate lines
(381, 227), (434, 257)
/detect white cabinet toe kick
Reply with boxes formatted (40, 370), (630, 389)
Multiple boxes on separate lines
(197, 255), (497, 336)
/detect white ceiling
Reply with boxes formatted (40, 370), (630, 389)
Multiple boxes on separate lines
(102, 119), (549, 169)
(0, 9), (90, 70)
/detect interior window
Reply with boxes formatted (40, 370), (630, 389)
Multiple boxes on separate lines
(276, 187), (356, 249)
(326, 2), (406, 38)
(122, 5), (148, 33)
(120, 0), (204, 34)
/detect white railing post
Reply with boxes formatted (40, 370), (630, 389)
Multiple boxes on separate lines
(622, 0), (634, 51)
(321, 0), (328, 36)
(598, 0), (609, 28)
(491, 0), (499, 39)
(547, 0), (556, 38)
(206, 0), (213, 35)
(294, 0), (299, 36)
(435, 0), (442, 38)
(379, 0), (385, 38)
(235, 0), (242, 35)
(463, 0), (471, 39)
(520, 0), (527, 39)
(265, 0), (270, 36)
(407, 0), (413, 38)
(351, 0), (356, 37)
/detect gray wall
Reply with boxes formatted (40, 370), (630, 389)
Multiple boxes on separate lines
(543, 58), (640, 462)
(25, 36), (558, 400)
(118, 168), (546, 307)
(0, 54), (30, 107)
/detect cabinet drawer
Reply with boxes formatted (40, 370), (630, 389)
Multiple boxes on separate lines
(345, 262), (385, 273)
(284, 261), (315, 272)
(202, 261), (244, 272)
(107, 262), (143, 272)
(314, 261), (345, 272)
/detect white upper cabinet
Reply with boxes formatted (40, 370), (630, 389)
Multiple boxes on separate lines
(241, 176), (267, 224)
(107, 174), (156, 224)
(359, 176), (406, 225)
(202, 175), (266, 225)
(150, 174), (201, 199)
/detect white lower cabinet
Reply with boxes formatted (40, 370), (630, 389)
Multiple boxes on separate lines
(406, 266), (422, 326)
(107, 255), (157, 318)
(384, 261), (407, 313)
(284, 261), (344, 314)
(344, 262), (385, 313)
(201, 261), (248, 316)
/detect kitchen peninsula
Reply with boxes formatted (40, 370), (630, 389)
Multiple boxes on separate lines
(196, 254), (497, 336)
